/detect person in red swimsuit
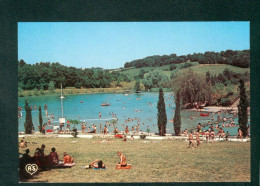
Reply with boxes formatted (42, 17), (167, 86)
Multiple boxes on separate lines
(63, 152), (74, 164)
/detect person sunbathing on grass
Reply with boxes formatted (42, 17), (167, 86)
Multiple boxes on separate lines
(50, 147), (59, 164)
(63, 152), (74, 164)
(85, 159), (105, 169)
(117, 151), (127, 167)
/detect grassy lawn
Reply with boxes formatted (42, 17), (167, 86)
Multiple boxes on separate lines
(181, 64), (249, 75)
(121, 64), (171, 77)
(19, 137), (250, 183)
(122, 64), (249, 79)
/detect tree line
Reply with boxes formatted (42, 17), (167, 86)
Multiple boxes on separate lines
(124, 49), (249, 68)
(18, 60), (132, 90)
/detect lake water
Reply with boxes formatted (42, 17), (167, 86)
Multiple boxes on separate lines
(18, 92), (243, 135)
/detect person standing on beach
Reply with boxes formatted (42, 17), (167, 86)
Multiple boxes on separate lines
(125, 125), (129, 134)
(42, 124), (46, 134)
(205, 130), (209, 143)
(196, 132), (200, 147)
(136, 125), (139, 132)
(81, 123), (85, 133)
(210, 129), (215, 143)
(188, 131), (194, 148)
(147, 126), (150, 135)
(104, 125), (108, 135)
(238, 128), (243, 141)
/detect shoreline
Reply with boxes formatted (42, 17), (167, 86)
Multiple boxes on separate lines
(18, 132), (250, 142)
(18, 88), (173, 98)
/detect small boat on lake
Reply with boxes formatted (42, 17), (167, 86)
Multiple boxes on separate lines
(200, 113), (210, 116)
(101, 103), (110, 106)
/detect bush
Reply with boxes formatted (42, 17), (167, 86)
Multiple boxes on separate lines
(48, 81), (55, 93)
(219, 98), (231, 106)
(33, 88), (39, 96)
(170, 64), (177, 71)
(40, 89), (44, 95)
(75, 82), (82, 89)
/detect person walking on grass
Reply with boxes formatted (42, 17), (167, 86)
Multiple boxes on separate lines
(196, 131), (200, 148)
(188, 131), (194, 148)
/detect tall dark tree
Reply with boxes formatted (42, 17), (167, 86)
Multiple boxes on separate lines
(238, 79), (248, 137)
(157, 88), (167, 136)
(39, 106), (43, 133)
(173, 91), (181, 135)
(24, 100), (33, 134)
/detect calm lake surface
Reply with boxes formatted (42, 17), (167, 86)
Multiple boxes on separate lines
(18, 92), (241, 134)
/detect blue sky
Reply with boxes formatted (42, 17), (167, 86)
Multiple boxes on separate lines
(18, 22), (249, 69)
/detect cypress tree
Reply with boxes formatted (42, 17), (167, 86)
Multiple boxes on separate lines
(238, 79), (248, 137)
(157, 88), (167, 136)
(173, 91), (181, 135)
(39, 105), (43, 133)
(24, 100), (33, 134)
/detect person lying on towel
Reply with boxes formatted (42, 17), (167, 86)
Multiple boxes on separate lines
(117, 151), (127, 167)
(85, 159), (105, 169)
(63, 152), (74, 164)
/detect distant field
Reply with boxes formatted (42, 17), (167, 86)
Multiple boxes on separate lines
(183, 64), (249, 75)
(164, 64), (249, 77)
(121, 65), (171, 77)
(121, 64), (249, 78)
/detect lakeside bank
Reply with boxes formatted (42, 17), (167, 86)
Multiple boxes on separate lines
(18, 87), (173, 97)
(18, 132), (250, 143)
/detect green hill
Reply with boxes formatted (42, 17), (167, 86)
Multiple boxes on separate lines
(120, 64), (171, 77)
(121, 63), (249, 78)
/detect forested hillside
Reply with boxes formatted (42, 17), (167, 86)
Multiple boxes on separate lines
(124, 50), (249, 68)
(18, 60), (132, 90)
(18, 49), (250, 94)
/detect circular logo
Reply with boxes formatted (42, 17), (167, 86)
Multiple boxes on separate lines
(25, 164), (38, 175)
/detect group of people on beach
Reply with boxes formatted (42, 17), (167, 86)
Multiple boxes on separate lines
(19, 138), (128, 171)
(19, 142), (74, 167)
(184, 112), (250, 147)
